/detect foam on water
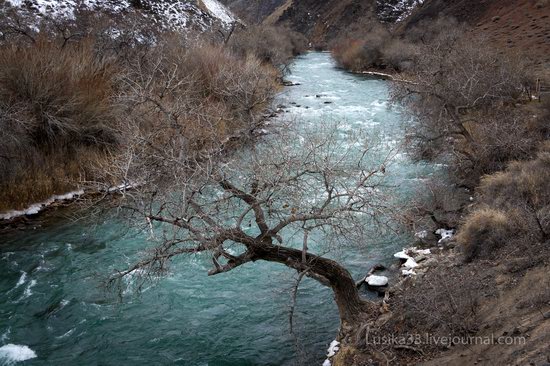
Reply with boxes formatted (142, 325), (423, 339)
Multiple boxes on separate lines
(17, 280), (36, 301)
(14, 272), (26, 289)
(0, 344), (37, 363)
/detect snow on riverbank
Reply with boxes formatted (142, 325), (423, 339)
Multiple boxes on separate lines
(201, 0), (234, 24)
(394, 247), (432, 276)
(322, 340), (340, 365)
(0, 190), (84, 221)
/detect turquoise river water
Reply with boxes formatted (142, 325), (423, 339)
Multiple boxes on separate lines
(0, 52), (437, 365)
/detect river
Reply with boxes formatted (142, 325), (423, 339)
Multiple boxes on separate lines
(0, 52), (436, 365)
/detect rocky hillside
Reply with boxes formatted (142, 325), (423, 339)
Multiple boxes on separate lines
(221, 0), (423, 46)
(218, 0), (283, 23)
(0, 0), (237, 33)
(401, 0), (550, 79)
(222, 0), (549, 77)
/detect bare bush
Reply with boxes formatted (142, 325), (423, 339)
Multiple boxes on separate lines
(380, 38), (418, 72)
(115, 40), (278, 163)
(392, 28), (534, 185)
(229, 25), (307, 69)
(0, 36), (119, 148)
(0, 18), (280, 210)
(331, 25), (391, 71)
(0, 35), (121, 209)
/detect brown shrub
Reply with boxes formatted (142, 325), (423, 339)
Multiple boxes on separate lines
(229, 25), (307, 68)
(107, 40), (279, 191)
(0, 36), (120, 148)
(457, 142), (550, 261)
(381, 39), (418, 72)
(0, 28), (279, 211)
(331, 26), (391, 71)
(0, 35), (121, 209)
(459, 108), (546, 182)
(457, 208), (515, 261)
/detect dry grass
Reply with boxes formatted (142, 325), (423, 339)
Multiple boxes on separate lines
(0, 22), (283, 212)
(457, 208), (514, 261)
(0, 37), (120, 148)
(457, 141), (550, 261)
(0, 36), (120, 211)
(0, 148), (108, 211)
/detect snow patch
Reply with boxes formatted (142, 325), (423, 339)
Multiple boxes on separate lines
(0, 190), (84, 221)
(393, 250), (411, 260)
(366, 275), (389, 287)
(0, 344), (37, 363)
(327, 340), (340, 357)
(395, 247), (433, 276)
(403, 257), (418, 269)
(201, 0), (234, 24)
(415, 230), (428, 239)
(435, 228), (454, 244)
(2, 0), (236, 32)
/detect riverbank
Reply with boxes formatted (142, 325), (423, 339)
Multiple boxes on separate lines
(328, 228), (549, 366)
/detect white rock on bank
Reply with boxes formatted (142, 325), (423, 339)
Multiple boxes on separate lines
(365, 275), (389, 287)
(322, 359), (331, 366)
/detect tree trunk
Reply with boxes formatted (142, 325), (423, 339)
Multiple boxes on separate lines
(254, 243), (370, 325)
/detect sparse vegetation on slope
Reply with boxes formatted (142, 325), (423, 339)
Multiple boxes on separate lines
(0, 15), (300, 212)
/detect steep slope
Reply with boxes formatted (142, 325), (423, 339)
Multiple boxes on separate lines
(0, 0), (237, 32)
(221, 0), (423, 46)
(401, 0), (550, 79)
(265, 0), (377, 47)
(218, 0), (284, 23)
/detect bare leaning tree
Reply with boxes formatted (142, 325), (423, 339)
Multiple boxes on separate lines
(106, 117), (393, 331)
